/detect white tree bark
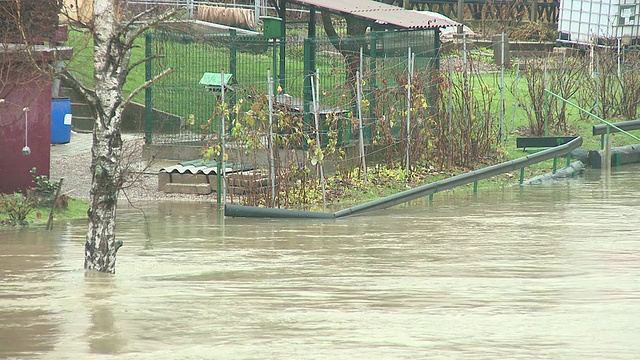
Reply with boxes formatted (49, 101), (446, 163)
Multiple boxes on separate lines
(84, 0), (127, 273)
(82, 1), (174, 273)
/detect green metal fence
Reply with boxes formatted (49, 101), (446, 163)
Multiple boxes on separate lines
(145, 25), (440, 149)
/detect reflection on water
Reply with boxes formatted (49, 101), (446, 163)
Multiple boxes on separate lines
(1, 165), (640, 359)
(84, 272), (127, 354)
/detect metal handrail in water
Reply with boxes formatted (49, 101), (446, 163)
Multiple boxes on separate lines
(225, 136), (583, 219)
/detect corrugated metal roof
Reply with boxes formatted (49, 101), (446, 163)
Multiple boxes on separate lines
(290, 0), (459, 29)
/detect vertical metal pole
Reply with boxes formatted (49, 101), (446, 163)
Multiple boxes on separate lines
(145, 33), (153, 145)
(356, 70), (368, 185)
(369, 31), (378, 121)
(267, 69), (276, 205)
(278, 1), (286, 89)
(457, 0), (464, 34)
(511, 58), (520, 131)
(221, 70), (226, 206)
(499, 32), (505, 143)
(272, 39), (278, 94)
(617, 38), (621, 78)
(359, 47), (366, 142)
(448, 56), (453, 137)
(187, 0), (194, 19)
(254, 0), (260, 26)
(519, 168), (525, 185)
(473, 180), (478, 194)
(303, 39), (312, 125)
(405, 47), (413, 180)
(589, 40), (594, 77)
(530, 0), (538, 22)
(462, 33), (468, 126)
(603, 126), (612, 172)
(552, 157), (557, 174)
(229, 29), (237, 120)
(311, 71), (326, 204)
(543, 60), (549, 136)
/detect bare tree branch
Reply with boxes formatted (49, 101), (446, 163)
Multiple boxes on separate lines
(122, 67), (172, 109)
(127, 54), (164, 76)
(123, 8), (178, 50)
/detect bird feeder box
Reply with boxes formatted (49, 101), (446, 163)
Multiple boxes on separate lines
(261, 16), (283, 39)
(199, 72), (234, 93)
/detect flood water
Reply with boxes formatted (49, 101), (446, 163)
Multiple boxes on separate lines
(1, 164), (640, 359)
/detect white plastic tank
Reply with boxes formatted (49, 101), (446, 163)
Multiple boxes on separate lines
(558, 0), (640, 46)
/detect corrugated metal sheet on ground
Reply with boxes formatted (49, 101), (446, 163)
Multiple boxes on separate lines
(160, 160), (254, 175)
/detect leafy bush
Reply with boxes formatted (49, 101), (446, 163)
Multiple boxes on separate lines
(0, 193), (36, 226)
(31, 167), (59, 193)
(29, 167), (60, 206)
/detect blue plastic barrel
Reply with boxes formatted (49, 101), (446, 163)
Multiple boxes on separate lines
(51, 98), (72, 144)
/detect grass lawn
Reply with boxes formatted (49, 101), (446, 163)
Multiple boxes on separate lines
(1, 198), (88, 228)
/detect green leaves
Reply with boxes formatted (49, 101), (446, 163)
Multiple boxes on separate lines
(0, 193), (36, 226)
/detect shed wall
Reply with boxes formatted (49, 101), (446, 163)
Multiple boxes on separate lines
(0, 65), (52, 194)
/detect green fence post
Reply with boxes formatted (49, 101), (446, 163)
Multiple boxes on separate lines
(429, 194), (433, 205)
(473, 180), (478, 193)
(303, 38), (312, 126)
(145, 32), (153, 145)
(272, 40), (278, 95)
(552, 157), (557, 173)
(229, 29), (237, 123)
(278, 2), (286, 90)
(566, 152), (572, 167)
(519, 168), (525, 184)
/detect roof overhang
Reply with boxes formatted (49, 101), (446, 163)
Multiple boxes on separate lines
(288, 0), (459, 29)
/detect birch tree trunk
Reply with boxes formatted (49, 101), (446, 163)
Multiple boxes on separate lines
(83, 0), (127, 273)
(80, 1), (174, 273)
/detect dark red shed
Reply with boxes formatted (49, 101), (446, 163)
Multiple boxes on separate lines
(0, 0), (71, 194)
(0, 57), (54, 194)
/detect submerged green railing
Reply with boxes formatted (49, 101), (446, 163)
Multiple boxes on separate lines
(225, 136), (583, 219)
(544, 89), (640, 147)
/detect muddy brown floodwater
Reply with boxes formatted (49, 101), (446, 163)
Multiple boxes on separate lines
(1, 164), (640, 359)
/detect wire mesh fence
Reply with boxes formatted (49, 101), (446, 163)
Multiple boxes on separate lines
(144, 22), (640, 207)
(146, 25), (440, 145)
